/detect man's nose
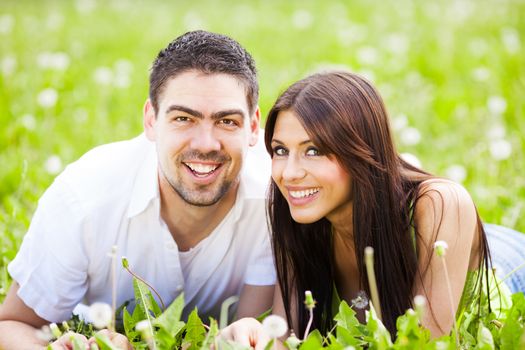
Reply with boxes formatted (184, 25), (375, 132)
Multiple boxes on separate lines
(190, 124), (221, 153)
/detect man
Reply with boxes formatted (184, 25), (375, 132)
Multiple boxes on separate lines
(0, 30), (275, 348)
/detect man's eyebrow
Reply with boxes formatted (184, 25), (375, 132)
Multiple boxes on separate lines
(210, 109), (246, 120)
(165, 105), (203, 118)
(165, 105), (245, 120)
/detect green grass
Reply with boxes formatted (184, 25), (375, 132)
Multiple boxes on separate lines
(1, 0), (524, 300)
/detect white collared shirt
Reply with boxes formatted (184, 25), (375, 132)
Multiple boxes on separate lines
(8, 133), (275, 322)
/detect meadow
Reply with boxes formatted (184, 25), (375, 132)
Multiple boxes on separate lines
(0, 0), (524, 306)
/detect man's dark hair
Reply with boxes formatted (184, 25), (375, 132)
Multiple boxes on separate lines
(149, 30), (258, 115)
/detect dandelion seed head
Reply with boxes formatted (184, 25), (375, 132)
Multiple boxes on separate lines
(486, 123), (506, 140)
(136, 319), (151, 332)
(351, 291), (369, 309)
(400, 127), (421, 146)
(400, 153), (422, 169)
(0, 14), (14, 35)
(487, 96), (507, 115)
(434, 240), (448, 257)
(292, 10), (313, 30)
(262, 315), (288, 338)
(1, 55), (17, 76)
(20, 113), (36, 130)
(356, 46), (378, 65)
(445, 165), (467, 183)
(413, 295), (426, 308)
(88, 302), (112, 329)
(37, 88), (58, 108)
(37, 52), (70, 71)
(489, 139), (512, 160)
(93, 67), (113, 85)
(44, 155), (63, 175)
(471, 67), (490, 82)
(501, 27), (521, 54)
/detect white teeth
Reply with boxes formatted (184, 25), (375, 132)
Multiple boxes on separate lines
(289, 188), (319, 199)
(185, 163), (218, 174)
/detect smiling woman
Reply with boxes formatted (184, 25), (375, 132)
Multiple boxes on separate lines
(221, 70), (525, 348)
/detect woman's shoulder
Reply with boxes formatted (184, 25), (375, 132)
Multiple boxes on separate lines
(414, 178), (478, 242)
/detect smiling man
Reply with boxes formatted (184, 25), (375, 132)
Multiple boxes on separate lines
(0, 31), (275, 348)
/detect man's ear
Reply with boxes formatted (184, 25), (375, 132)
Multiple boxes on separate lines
(248, 106), (261, 147)
(143, 99), (157, 141)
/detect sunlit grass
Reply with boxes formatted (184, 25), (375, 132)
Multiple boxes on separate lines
(1, 0), (524, 301)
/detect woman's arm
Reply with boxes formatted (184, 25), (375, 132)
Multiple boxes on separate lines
(412, 179), (479, 337)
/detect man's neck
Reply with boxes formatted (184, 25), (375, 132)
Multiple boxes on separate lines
(158, 177), (239, 251)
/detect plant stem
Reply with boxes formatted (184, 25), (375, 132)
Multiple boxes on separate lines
(123, 265), (166, 310)
(440, 257), (460, 348)
(303, 307), (314, 341)
(110, 246), (117, 332)
(364, 247), (382, 321)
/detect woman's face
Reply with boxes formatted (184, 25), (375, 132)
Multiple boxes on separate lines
(270, 110), (353, 224)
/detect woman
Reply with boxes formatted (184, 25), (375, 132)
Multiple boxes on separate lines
(222, 70), (524, 345)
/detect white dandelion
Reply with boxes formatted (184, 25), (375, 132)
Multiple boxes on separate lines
(434, 240), (448, 257)
(400, 127), (421, 146)
(88, 302), (112, 329)
(501, 27), (521, 54)
(445, 165), (467, 183)
(471, 67), (490, 82)
(487, 96), (507, 115)
(392, 114), (408, 131)
(93, 66), (113, 85)
(351, 291), (369, 309)
(44, 155), (63, 175)
(37, 52), (70, 71)
(1, 55), (17, 76)
(385, 33), (409, 55)
(486, 123), (506, 140)
(0, 14), (14, 35)
(292, 10), (313, 30)
(356, 46), (378, 65)
(400, 153), (422, 168)
(489, 139), (512, 160)
(20, 113), (36, 130)
(262, 315), (288, 339)
(37, 88), (58, 108)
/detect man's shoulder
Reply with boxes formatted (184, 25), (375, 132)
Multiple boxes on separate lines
(53, 134), (155, 203)
(240, 131), (271, 199)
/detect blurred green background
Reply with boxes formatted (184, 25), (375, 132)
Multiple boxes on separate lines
(0, 0), (524, 298)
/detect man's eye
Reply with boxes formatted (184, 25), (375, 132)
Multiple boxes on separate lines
(219, 119), (238, 126)
(305, 147), (320, 156)
(273, 146), (287, 156)
(174, 116), (190, 122)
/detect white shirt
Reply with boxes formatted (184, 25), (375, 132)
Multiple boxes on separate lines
(8, 133), (275, 323)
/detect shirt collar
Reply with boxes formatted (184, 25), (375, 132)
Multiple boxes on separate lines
(127, 136), (159, 218)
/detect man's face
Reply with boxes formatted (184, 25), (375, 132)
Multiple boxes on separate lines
(144, 70), (260, 206)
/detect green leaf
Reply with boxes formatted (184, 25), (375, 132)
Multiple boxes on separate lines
(299, 329), (323, 349)
(500, 292), (525, 349)
(94, 333), (121, 350)
(363, 302), (393, 350)
(263, 338), (275, 350)
(475, 325), (494, 350)
(71, 335), (86, 350)
(185, 308), (206, 350)
(153, 292), (185, 337)
(201, 318), (220, 349)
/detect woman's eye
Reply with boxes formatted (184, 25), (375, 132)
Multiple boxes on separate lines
(273, 146), (287, 156)
(305, 147), (320, 156)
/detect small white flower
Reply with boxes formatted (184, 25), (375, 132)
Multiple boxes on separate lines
(1, 55), (17, 76)
(471, 67), (490, 82)
(445, 164), (467, 183)
(262, 315), (288, 339)
(413, 295), (426, 308)
(135, 319), (151, 332)
(88, 302), (112, 329)
(0, 14), (14, 35)
(400, 152), (422, 169)
(351, 291), (369, 309)
(93, 67), (113, 85)
(44, 155), (63, 175)
(20, 113), (36, 130)
(292, 10), (313, 30)
(37, 52), (70, 71)
(486, 123), (506, 140)
(392, 114), (408, 131)
(501, 27), (521, 54)
(37, 88), (58, 108)
(489, 139), (512, 161)
(400, 127), (421, 146)
(356, 46), (378, 65)
(487, 96), (507, 115)
(385, 33), (409, 55)
(434, 240), (448, 257)
(183, 12), (205, 31)
(468, 38), (488, 57)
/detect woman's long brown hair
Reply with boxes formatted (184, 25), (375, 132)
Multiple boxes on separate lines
(264, 71), (491, 336)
